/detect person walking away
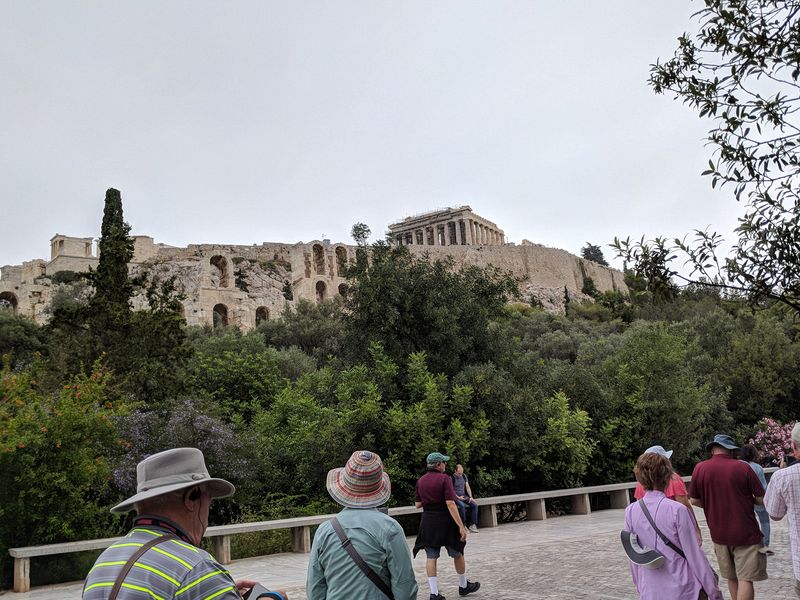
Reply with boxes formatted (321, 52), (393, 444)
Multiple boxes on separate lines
(633, 445), (702, 545)
(413, 452), (480, 600)
(690, 434), (766, 600)
(764, 422), (800, 597)
(83, 448), (286, 600)
(452, 464), (479, 533)
(740, 444), (772, 553)
(625, 452), (723, 599)
(306, 450), (417, 600)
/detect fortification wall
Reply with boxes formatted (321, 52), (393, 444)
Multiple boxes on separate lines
(1, 231), (626, 326)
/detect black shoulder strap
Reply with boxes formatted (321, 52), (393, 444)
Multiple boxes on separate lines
(330, 518), (394, 600)
(108, 534), (178, 600)
(638, 500), (686, 560)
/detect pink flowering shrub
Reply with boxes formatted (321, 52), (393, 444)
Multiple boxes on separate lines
(749, 418), (797, 466)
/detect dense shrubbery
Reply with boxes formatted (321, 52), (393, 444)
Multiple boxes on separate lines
(1, 195), (799, 587)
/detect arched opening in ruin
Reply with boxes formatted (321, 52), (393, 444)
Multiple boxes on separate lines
(210, 256), (229, 288)
(255, 306), (269, 325)
(313, 244), (325, 275)
(335, 246), (347, 276)
(213, 303), (228, 328)
(316, 280), (326, 303)
(338, 283), (349, 298)
(0, 292), (18, 314)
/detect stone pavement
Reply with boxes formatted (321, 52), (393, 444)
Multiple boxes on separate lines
(8, 509), (799, 599)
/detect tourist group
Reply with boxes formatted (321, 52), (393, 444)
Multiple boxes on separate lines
(81, 447), (479, 600)
(623, 427), (800, 600)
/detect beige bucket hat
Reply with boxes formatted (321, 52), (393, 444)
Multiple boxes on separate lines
(111, 447), (235, 513)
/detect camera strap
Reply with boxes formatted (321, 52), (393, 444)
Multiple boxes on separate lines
(330, 518), (394, 600)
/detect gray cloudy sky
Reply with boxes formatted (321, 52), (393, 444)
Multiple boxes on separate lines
(1, 1), (738, 269)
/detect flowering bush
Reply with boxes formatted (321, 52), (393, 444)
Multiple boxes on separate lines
(749, 418), (797, 466)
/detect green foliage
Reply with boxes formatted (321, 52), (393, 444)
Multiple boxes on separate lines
(190, 349), (286, 423)
(581, 276), (599, 298)
(350, 222), (371, 246)
(90, 188), (134, 318)
(50, 270), (81, 285)
(616, 1), (800, 314)
(256, 299), (345, 363)
(580, 243), (608, 266)
(44, 190), (188, 405)
(0, 361), (126, 584)
(343, 244), (518, 375)
(0, 311), (45, 368)
(595, 323), (722, 478)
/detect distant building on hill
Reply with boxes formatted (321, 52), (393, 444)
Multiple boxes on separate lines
(0, 207), (626, 328)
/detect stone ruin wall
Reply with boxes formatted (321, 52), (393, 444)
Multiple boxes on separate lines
(405, 242), (626, 312)
(1, 231), (626, 328)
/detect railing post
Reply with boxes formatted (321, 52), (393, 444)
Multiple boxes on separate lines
(478, 504), (498, 528)
(211, 535), (231, 564)
(610, 489), (630, 509)
(525, 498), (546, 521)
(570, 493), (591, 515)
(291, 526), (311, 552)
(13, 557), (30, 593)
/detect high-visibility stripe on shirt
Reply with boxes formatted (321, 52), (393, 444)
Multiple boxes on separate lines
(82, 526), (239, 600)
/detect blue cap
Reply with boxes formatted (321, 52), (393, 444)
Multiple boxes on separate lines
(706, 434), (739, 451)
(426, 452), (450, 465)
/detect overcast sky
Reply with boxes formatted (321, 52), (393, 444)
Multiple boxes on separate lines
(1, 1), (738, 270)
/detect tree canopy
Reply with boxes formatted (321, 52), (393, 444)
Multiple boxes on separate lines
(580, 243), (608, 266)
(616, 0), (800, 315)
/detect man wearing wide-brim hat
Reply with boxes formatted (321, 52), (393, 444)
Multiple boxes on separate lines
(83, 448), (286, 600)
(689, 434), (767, 600)
(306, 450), (417, 600)
(413, 452), (480, 600)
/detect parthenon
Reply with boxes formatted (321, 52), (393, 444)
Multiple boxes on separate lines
(387, 206), (505, 247)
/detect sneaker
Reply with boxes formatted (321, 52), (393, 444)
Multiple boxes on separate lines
(468, 524), (479, 533)
(430, 594), (446, 600)
(459, 581), (480, 596)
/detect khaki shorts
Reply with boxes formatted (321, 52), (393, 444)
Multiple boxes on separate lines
(713, 543), (767, 582)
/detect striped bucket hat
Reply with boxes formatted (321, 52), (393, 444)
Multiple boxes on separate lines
(326, 450), (391, 509)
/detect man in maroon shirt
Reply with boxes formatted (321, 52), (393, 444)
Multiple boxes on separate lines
(413, 452), (480, 600)
(690, 434), (766, 600)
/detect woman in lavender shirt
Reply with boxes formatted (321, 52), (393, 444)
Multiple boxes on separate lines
(625, 453), (723, 600)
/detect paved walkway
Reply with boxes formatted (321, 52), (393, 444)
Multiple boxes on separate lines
(8, 509), (799, 599)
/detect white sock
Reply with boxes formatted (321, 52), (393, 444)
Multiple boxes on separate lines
(428, 577), (439, 595)
(459, 573), (468, 588)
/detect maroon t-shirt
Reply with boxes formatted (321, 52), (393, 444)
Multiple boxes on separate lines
(689, 453), (765, 546)
(416, 470), (457, 507)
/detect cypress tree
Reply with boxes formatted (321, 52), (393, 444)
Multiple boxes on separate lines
(91, 188), (134, 315)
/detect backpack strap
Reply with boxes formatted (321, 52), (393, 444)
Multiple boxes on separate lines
(108, 534), (178, 600)
(638, 500), (686, 560)
(330, 518), (394, 600)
